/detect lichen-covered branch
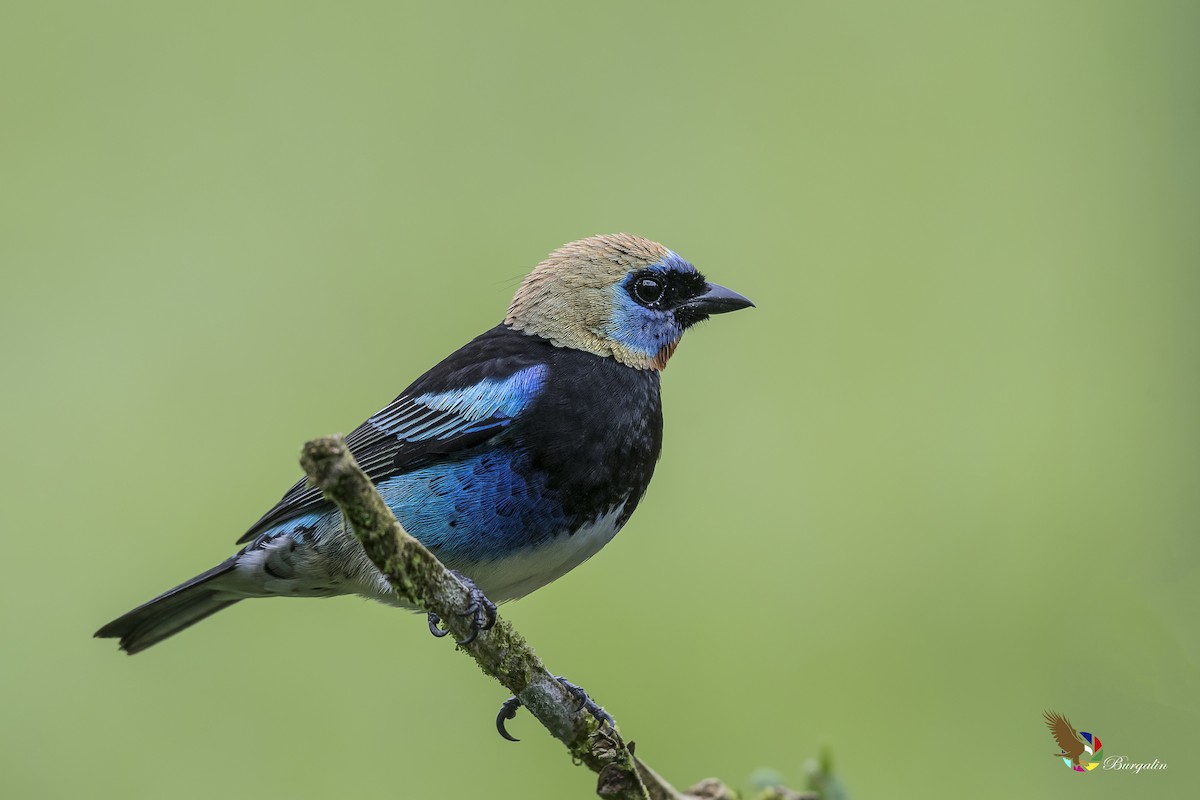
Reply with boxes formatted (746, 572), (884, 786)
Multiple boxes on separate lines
(301, 436), (655, 799)
(300, 435), (800, 800)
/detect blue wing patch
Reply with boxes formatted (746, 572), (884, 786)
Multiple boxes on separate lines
(237, 364), (548, 544)
(367, 364), (548, 443)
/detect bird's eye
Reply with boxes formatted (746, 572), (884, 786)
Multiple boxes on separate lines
(632, 276), (665, 306)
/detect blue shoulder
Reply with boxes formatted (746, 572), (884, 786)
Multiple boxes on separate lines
(368, 363), (547, 444)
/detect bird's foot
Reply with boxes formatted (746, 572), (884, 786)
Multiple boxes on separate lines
(496, 676), (614, 742)
(426, 570), (497, 646)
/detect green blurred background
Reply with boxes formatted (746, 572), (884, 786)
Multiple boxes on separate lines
(1, 2), (1195, 798)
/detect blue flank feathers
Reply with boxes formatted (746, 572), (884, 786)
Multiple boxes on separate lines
(379, 448), (570, 563)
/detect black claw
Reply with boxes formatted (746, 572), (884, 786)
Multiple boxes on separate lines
(496, 696), (523, 742)
(494, 676), (613, 742)
(556, 677), (614, 732)
(425, 571), (498, 645)
(481, 600), (497, 631)
(427, 612), (450, 638)
(448, 570), (497, 646)
(565, 686), (586, 711)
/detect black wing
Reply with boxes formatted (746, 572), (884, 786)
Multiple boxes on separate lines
(237, 325), (552, 543)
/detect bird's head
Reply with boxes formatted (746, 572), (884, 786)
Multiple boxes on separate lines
(505, 233), (753, 370)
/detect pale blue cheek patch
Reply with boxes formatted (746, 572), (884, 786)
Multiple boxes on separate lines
(603, 283), (684, 361)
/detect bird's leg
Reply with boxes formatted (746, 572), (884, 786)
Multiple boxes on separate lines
(495, 676), (615, 742)
(426, 570), (497, 646)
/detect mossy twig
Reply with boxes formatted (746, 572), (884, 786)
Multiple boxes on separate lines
(301, 435), (654, 799)
(301, 435), (795, 800)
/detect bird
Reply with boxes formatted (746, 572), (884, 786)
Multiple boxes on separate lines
(1044, 711), (1090, 769)
(96, 233), (753, 660)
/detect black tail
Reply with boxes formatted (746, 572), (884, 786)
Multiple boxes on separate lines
(95, 559), (242, 654)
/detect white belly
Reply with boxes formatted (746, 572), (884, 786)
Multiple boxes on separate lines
(464, 503), (628, 602)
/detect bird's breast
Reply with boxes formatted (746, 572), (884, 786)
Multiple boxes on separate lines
(375, 341), (663, 600)
(519, 346), (663, 523)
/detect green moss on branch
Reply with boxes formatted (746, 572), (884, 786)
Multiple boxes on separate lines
(300, 435), (807, 800)
(300, 435), (650, 799)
